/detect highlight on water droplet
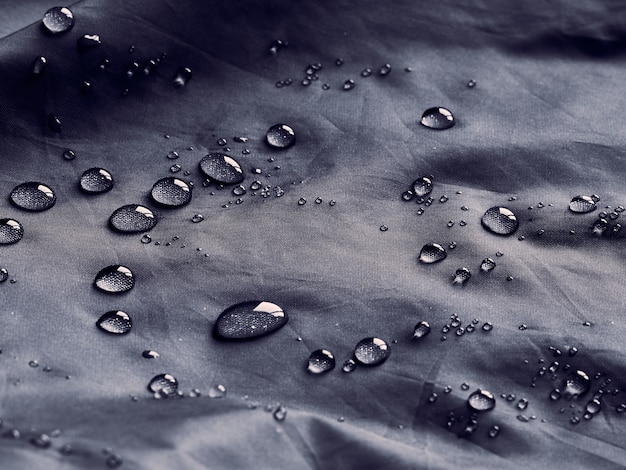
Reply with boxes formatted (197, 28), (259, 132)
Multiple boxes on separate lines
(32, 56), (47, 77)
(172, 67), (192, 87)
(0, 219), (24, 245)
(94, 265), (135, 293)
(467, 389), (496, 411)
(266, 124), (296, 149)
(199, 153), (244, 184)
(481, 206), (519, 235)
(47, 113), (62, 133)
(353, 337), (390, 366)
(569, 195), (597, 214)
(213, 301), (287, 340)
(147, 373), (178, 397)
(142, 350), (159, 359)
(419, 242), (447, 264)
(80, 168), (114, 193)
(307, 349), (335, 374)
(42, 6), (74, 34)
(151, 177), (192, 207)
(10, 182), (56, 211)
(208, 384), (227, 398)
(109, 204), (157, 233)
(420, 107), (455, 130)
(63, 149), (76, 161)
(0, 268), (8, 283)
(96, 310), (132, 334)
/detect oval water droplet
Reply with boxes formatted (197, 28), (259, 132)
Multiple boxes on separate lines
(481, 206), (519, 235)
(142, 350), (159, 359)
(42, 7), (74, 34)
(412, 177), (433, 197)
(63, 149), (76, 161)
(213, 301), (287, 340)
(80, 168), (113, 193)
(342, 359), (357, 373)
(32, 56), (47, 77)
(10, 182), (56, 211)
(109, 204), (157, 233)
(482, 322), (493, 332)
(266, 124), (296, 149)
(453, 267), (471, 285)
(379, 63), (392, 76)
(47, 113), (62, 133)
(413, 321), (431, 339)
(199, 153), (244, 184)
(208, 384), (227, 398)
(563, 370), (590, 397)
(343, 79), (356, 90)
(569, 195), (597, 213)
(150, 177), (192, 207)
(354, 337), (390, 366)
(147, 373), (178, 396)
(418, 243), (447, 264)
(94, 265), (135, 293)
(307, 349), (335, 374)
(360, 68), (372, 77)
(273, 405), (287, 421)
(420, 107), (455, 130)
(467, 389), (496, 411)
(0, 268), (8, 283)
(97, 311), (132, 334)
(0, 219), (24, 245)
(172, 67), (192, 87)
(480, 258), (496, 272)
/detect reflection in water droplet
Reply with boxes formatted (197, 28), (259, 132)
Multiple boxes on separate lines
(307, 349), (335, 374)
(517, 398), (528, 410)
(214, 301), (287, 340)
(379, 64), (392, 76)
(142, 350), (159, 359)
(97, 311), (132, 334)
(563, 370), (590, 397)
(10, 182), (56, 211)
(148, 373), (178, 396)
(109, 205), (157, 233)
(151, 177), (192, 207)
(480, 258), (496, 272)
(208, 384), (227, 398)
(420, 107), (455, 130)
(80, 168), (113, 193)
(586, 398), (601, 415)
(342, 359), (356, 373)
(482, 206), (518, 235)
(273, 405), (287, 421)
(32, 56), (47, 76)
(343, 79), (356, 90)
(569, 195), (597, 213)
(354, 337), (390, 366)
(412, 177), (433, 197)
(200, 153), (244, 184)
(173, 67), (192, 87)
(468, 389), (496, 411)
(47, 113), (62, 133)
(94, 265), (135, 293)
(413, 321), (431, 339)
(266, 124), (296, 149)
(419, 243), (447, 264)
(0, 219), (24, 245)
(42, 7), (74, 34)
(77, 34), (101, 51)
(453, 268), (471, 286)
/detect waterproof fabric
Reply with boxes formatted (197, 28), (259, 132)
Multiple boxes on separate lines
(0, 1), (625, 469)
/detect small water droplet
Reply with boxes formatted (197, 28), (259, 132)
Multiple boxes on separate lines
(482, 322), (493, 332)
(479, 258), (496, 272)
(142, 350), (159, 359)
(94, 265), (134, 293)
(420, 107), (455, 130)
(517, 398), (529, 410)
(418, 243), (447, 264)
(80, 168), (113, 193)
(0, 219), (24, 245)
(42, 6), (74, 34)
(468, 389), (496, 411)
(412, 177), (433, 197)
(569, 195), (597, 213)
(148, 373), (178, 396)
(151, 177), (192, 207)
(106, 455), (123, 468)
(214, 301), (287, 340)
(379, 63), (392, 76)
(569, 347), (578, 356)
(452, 268), (471, 286)
(143, 59), (159, 76)
(467, 79), (477, 88)
(47, 113), (62, 133)
(447, 220), (455, 228)
(97, 310), (132, 334)
(166, 150), (180, 160)
(343, 79), (356, 90)
(329, 200), (336, 206)
(30, 433), (51, 449)
(29, 359), (39, 368)
(10, 182), (56, 211)
(563, 370), (590, 397)
(481, 206), (518, 235)
(32, 56), (47, 77)
(208, 384), (227, 398)
(413, 321), (431, 339)
(266, 124), (296, 149)
(585, 398), (601, 415)
(297, 197), (307, 206)
(232, 184), (247, 196)
(77, 34), (101, 51)
(379, 224), (388, 232)
(199, 153), (244, 184)
(0, 268), (8, 283)
(353, 337), (390, 366)
(61, 149), (76, 161)
(109, 204), (157, 233)
(307, 349), (335, 374)
(189, 214), (204, 224)
(273, 405), (287, 421)
(173, 67), (192, 87)
(342, 359), (357, 373)
(268, 39), (287, 54)
(169, 164), (182, 173)
(360, 68), (372, 77)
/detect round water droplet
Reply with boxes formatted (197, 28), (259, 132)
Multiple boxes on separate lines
(0, 219), (24, 245)
(354, 337), (390, 366)
(213, 301), (287, 340)
(232, 185), (246, 196)
(32, 56), (47, 77)
(97, 311), (132, 334)
(94, 265), (134, 293)
(481, 206), (519, 235)
(453, 268), (471, 285)
(413, 321), (431, 339)
(47, 113), (62, 133)
(266, 124), (296, 149)
(482, 322), (493, 332)
(480, 258), (496, 272)
(298, 197), (307, 206)
(109, 205), (157, 233)
(343, 79), (356, 90)
(563, 370), (590, 397)
(169, 164), (182, 173)
(151, 177), (192, 207)
(342, 359), (356, 373)
(80, 168), (113, 194)
(142, 350), (159, 359)
(42, 7), (74, 34)
(208, 384), (227, 398)
(77, 34), (101, 51)
(307, 349), (335, 374)
(63, 149), (76, 161)
(379, 224), (388, 232)
(420, 107), (455, 130)
(199, 153), (244, 184)
(517, 398), (528, 410)
(0, 268), (8, 283)
(10, 182), (56, 211)
(419, 243), (447, 264)
(468, 389), (496, 411)
(273, 405), (287, 421)
(569, 195), (597, 213)
(467, 79), (477, 88)
(412, 177), (433, 197)
(172, 67), (192, 87)
(148, 373), (178, 396)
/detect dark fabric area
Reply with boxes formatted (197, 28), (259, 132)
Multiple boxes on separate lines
(0, 1), (625, 468)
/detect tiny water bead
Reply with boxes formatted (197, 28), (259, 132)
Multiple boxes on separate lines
(360, 68), (372, 77)
(273, 405), (287, 422)
(151, 177), (192, 207)
(412, 177), (433, 197)
(480, 258), (496, 272)
(0, 268), (8, 283)
(94, 265), (135, 293)
(307, 349), (335, 374)
(80, 168), (114, 193)
(379, 225), (388, 232)
(42, 6), (74, 34)
(481, 206), (519, 235)
(32, 56), (47, 76)
(30, 433), (51, 449)
(191, 214), (204, 224)
(213, 301), (287, 340)
(343, 79), (356, 90)
(232, 185), (246, 196)
(0, 219), (24, 245)
(148, 373), (178, 396)
(97, 311), (132, 334)
(199, 153), (244, 184)
(591, 218), (609, 236)
(170, 164), (181, 173)
(10, 182), (56, 211)
(63, 149), (76, 161)
(563, 370), (590, 397)
(47, 113), (62, 133)
(569, 195), (597, 213)
(297, 197), (307, 206)
(452, 268), (471, 286)
(109, 204), (157, 233)
(208, 384), (227, 398)
(418, 243), (447, 264)
(342, 359), (357, 373)
(379, 63), (392, 76)
(172, 67), (192, 87)
(420, 107), (455, 130)
(467, 79), (477, 88)
(266, 124), (296, 149)
(142, 350), (159, 359)
(353, 337), (390, 366)
(467, 389), (496, 411)
(413, 321), (431, 339)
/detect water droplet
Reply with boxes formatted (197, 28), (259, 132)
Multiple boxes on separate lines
(569, 347), (578, 356)
(468, 389), (496, 411)
(47, 113), (62, 133)
(412, 177), (433, 197)
(191, 214), (204, 224)
(29, 359), (39, 368)
(0, 268), (8, 283)
(94, 265), (134, 293)
(80, 168), (113, 194)
(418, 243), (447, 264)
(97, 311), (132, 334)
(379, 63), (392, 76)
(142, 350), (159, 359)
(353, 337), (390, 366)
(343, 79), (356, 90)
(452, 268), (471, 286)
(208, 384), (227, 398)
(420, 107), (455, 130)
(148, 373), (178, 396)
(569, 195), (597, 213)
(563, 370), (590, 397)
(307, 349), (335, 374)
(124, 61), (139, 79)
(342, 359), (357, 373)
(586, 398), (601, 415)
(591, 218), (609, 235)
(439, 195), (449, 203)
(447, 220), (455, 228)
(32, 56), (47, 77)
(379, 224), (388, 232)
(467, 79), (477, 88)
(42, 6), (74, 34)
(232, 185), (247, 196)
(298, 197), (307, 206)
(62, 149), (76, 161)
(360, 68), (372, 77)
(314, 197), (323, 204)
(77, 34), (101, 51)
(482, 322), (493, 332)
(150, 177), (192, 207)
(329, 200), (336, 206)
(517, 398), (529, 410)
(273, 405), (287, 421)
(143, 59), (159, 76)
(199, 153), (244, 184)
(214, 301), (287, 340)
(413, 321), (431, 339)
(266, 124), (296, 149)
(30, 433), (51, 449)
(109, 205), (157, 233)
(173, 67), (192, 87)
(481, 206), (519, 235)
(549, 389), (561, 400)
(0, 219), (24, 245)
(169, 164), (182, 174)
(268, 39), (287, 54)
(480, 258), (496, 272)
(401, 190), (414, 201)
(10, 182), (56, 211)
(106, 455), (123, 468)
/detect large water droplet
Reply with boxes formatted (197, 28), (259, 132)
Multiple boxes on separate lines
(199, 153), (244, 184)
(413, 321), (431, 339)
(418, 243), (447, 264)
(94, 265), (135, 293)
(42, 7), (74, 34)
(172, 67), (192, 87)
(563, 370), (590, 397)
(481, 206), (519, 235)
(109, 204), (157, 233)
(420, 107), (455, 130)
(0, 219), (24, 245)
(97, 311), (132, 334)
(10, 182), (56, 211)
(569, 195), (597, 213)
(307, 349), (335, 374)
(412, 177), (433, 197)
(354, 337), (390, 366)
(147, 373), (178, 396)
(266, 124), (296, 149)
(467, 389), (496, 411)
(213, 301), (287, 340)
(80, 168), (114, 193)
(32, 56), (47, 77)
(150, 177), (192, 207)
